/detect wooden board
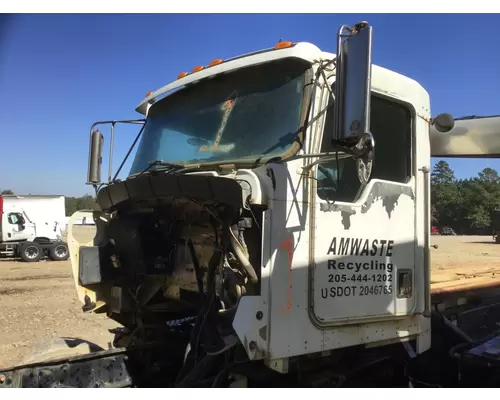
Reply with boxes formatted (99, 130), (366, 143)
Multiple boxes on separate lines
(431, 272), (500, 294)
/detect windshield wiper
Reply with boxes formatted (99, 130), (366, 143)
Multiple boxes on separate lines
(136, 160), (201, 178)
(137, 160), (185, 177)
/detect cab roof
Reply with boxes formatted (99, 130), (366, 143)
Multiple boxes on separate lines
(135, 41), (429, 124)
(135, 42), (324, 115)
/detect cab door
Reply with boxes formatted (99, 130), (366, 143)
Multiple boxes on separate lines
(310, 92), (417, 326)
(3, 211), (30, 241)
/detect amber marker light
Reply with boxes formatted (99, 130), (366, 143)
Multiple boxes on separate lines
(209, 59), (223, 67)
(274, 41), (293, 49)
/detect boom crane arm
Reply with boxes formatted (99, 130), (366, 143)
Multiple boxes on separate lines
(430, 115), (500, 158)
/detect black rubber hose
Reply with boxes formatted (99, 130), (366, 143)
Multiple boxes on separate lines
(229, 225), (258, 284)
(187, 239), (204, 293)
(175, 249), (221, 385)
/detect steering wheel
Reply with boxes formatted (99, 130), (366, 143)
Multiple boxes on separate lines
(318, 164), (338, 189)
(317, 164), (340, 201)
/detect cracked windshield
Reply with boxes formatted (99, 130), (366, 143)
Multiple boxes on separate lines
(129, 58), (310, 175)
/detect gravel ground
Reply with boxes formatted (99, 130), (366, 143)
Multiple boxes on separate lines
(0, 233), (499, 369)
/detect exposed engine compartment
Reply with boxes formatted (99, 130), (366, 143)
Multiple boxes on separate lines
(77, 173), (264, 385)
(101, 200), (262, 317)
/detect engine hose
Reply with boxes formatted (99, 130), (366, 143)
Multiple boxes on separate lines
(187, 239), (204, 293)
(229, 225), (258, 285)
(235, 284), (242, 299)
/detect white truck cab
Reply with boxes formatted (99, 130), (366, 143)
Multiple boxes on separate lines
(2, 207), (62, 243)
(69, 22), (434, 372)
(0, 195), (68, 262)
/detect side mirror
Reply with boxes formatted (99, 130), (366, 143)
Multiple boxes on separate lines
(334, 21), (374, 185)
(335, 21), (373, 141)
(432, 113), (455, 133)
(87, 129), (104, 185)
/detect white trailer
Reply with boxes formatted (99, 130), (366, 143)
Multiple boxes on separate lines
(0, 195), (69, 262)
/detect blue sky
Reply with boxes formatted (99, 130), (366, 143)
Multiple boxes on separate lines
(1, 13), (499, 196)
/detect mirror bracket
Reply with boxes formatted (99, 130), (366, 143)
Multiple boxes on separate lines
(85, 119), (146, 193)
(354, 131), (375, 185)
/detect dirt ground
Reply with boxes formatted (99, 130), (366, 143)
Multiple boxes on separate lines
(430, 235), (500, 271)
(430, 235), (500, 293)
(0, 231), (499, 369)
(0, 225), (117, 369)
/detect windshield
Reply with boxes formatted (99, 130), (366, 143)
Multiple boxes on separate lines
(129, 58), (311, 175)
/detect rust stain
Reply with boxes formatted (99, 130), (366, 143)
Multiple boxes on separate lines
(277, 236), (293, 314)
(222, 98), (234, 111)
(417, 114), (432, 124)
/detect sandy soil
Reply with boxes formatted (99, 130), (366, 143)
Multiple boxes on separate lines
(431, 235), (500, 271)
(430, 235), (500, 293)
(0, 232), (499, 369)
(0, 258), (118, 369)
(0, 225), (118, 369)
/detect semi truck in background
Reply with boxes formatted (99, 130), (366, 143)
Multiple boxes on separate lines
(0, 195), (69, 262)
(4, 20), (500, 388)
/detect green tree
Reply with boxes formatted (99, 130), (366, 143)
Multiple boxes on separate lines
(459, 179), (491, 231)
(431, 160), (455, 185)
(65, 195), (100, 216)
(431, 204), (439, 224)
(431, 163), (500, 234)
(431, 160), (461, 229)
(1, 189), (14, 195)
(478, 167), (500, 184)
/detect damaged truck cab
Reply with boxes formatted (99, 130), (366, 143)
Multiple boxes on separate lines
(63, 22), (440, 386)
